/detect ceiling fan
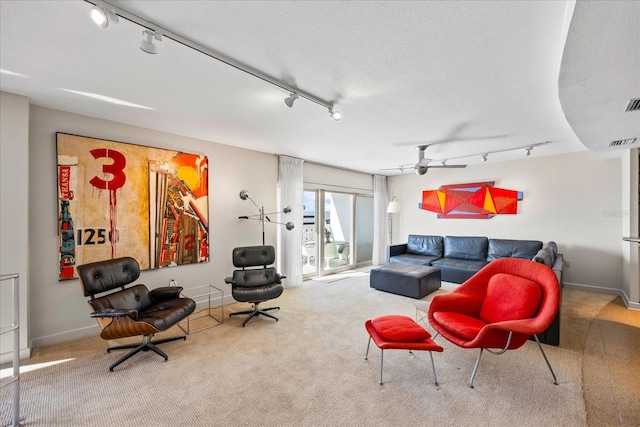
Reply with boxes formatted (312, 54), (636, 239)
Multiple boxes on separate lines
(383, 145), (467, 175)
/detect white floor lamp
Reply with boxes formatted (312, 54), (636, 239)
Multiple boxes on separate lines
(386, 196), (402, 245)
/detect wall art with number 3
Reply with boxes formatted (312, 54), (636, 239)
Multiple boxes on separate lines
(56, 133), (209, 280)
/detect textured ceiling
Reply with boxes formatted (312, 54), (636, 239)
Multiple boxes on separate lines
(1, 1), (637, 175)
(559, 0), (640, 156)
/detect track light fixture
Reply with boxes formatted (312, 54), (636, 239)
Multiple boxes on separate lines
(284, 92), (298, 108)
(91, 5), (119, 28)
(84, 1), (341, 120)
(140, 30), (162, 54)
(392, 141), (551, 175)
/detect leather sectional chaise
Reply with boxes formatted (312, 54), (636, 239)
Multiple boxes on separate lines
(387, 234), (563, 286)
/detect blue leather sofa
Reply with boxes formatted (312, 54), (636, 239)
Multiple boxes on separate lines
(387, 234), (563, 286)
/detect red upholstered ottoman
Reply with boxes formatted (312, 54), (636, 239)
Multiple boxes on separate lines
(364, 315), (443, 385)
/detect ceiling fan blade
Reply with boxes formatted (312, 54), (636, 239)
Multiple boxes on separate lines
(394, 134), (509, 147)
(428, 164), (467, 169)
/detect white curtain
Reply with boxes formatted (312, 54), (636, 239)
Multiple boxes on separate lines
(277, 155), (304, 287)
(372, 175), (389, 265)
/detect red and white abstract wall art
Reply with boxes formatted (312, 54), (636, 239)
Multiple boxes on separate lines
(419, 181), (522, 219)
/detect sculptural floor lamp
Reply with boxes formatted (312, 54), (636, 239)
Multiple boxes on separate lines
(238, 190), (294, 244)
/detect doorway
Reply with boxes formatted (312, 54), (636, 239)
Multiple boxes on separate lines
(302, 189), (373, 278)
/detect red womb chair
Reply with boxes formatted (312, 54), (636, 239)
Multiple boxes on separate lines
(428, 257), (560, 388)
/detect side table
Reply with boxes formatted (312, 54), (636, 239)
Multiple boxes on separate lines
(415, 300), (431, 331)
(179, 284), (224, 334)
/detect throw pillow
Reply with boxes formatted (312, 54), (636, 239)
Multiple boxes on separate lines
(533, 248), (553, 268)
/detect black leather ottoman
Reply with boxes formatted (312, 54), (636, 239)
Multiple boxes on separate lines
(370, 263), (441, 299)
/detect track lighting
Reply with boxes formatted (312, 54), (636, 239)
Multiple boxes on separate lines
(140, 30), (162, 54)
(284, 92), (298, 108)
(390, 141), (549, 172)
(91, 5), (119, 28)
(86, 1), (340, 120)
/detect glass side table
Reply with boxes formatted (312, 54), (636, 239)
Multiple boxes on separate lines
(178, 284), (224, 334)
(415, 300), (431, 331)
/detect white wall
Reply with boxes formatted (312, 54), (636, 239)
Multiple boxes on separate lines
(27, 105), (279, 348)
(304, 162), (373, 193)
(621, 149), (639, 308)
(388, 151), (623, 292)
(0, 92), (30, 362)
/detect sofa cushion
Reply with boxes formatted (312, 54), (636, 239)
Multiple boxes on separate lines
(430, 257), (489, 283)
(432, 312), (486, 341)
(430, 257), (488, 270)
(370, 315), (431, 342)
(479, 273), (542, 323)
(389, 254), (440, 266)
(487, 239), (543, 262)
(444, 236), (488, 261)
(407, 234), (444, 257)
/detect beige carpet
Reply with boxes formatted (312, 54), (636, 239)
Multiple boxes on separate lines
(580, 294), (640, 426)
(2, 272), (587, 426)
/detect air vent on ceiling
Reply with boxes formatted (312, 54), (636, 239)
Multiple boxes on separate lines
(609, 138), (637, 147)
(625, 98), (640, 112)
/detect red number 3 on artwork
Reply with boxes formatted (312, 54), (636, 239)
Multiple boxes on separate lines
(89, 148), (127, 190)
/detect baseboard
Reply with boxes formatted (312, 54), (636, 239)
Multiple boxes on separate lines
(29, 324), (99, 350)
(563, 281), (622, 295)
(621, 292), (640, 311)
(0, 347), (31, 365)
(564, 281), (640, 310)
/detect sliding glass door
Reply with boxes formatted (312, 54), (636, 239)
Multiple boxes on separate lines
(302, 189), (373, 278)
(302, 191), (319, 277)
(322, 191), (352, 273)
